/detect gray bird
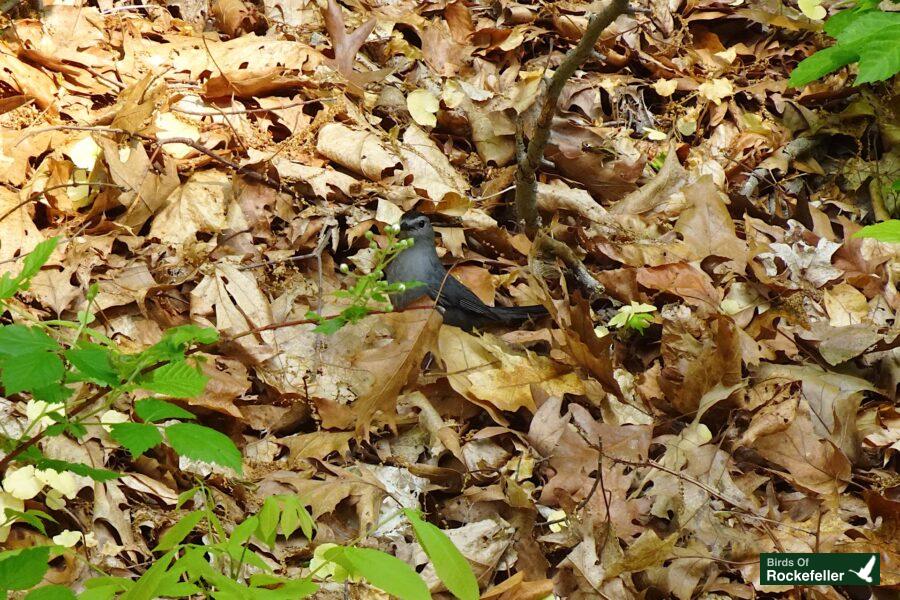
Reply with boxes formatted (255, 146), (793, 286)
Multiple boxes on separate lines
(384, 211), (547, 330)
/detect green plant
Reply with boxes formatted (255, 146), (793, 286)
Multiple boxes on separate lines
(0, 239), (240, 596)
(306, 224), (422, 334)
(28, 489), (477, 600)
(789, 1), (900, 87)
(853, 219), (900, 243)
(608, 301), (657, 334)
(0, 239), (477, 600)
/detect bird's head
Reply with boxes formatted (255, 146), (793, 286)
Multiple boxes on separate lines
(397, 211), (435, 243)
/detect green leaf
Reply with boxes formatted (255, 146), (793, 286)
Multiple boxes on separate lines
(141, 326), (219, 364)
(854, 27), (900, 83)
(403, 510), (478, 600)
(25, 584), (77, 600)
(257, 498), (280, 547)
(0, 546), (50, 591)
(324, 546), (431, 600)
(32, 383), (73, 405)
(165, 423), (242, 473)
(4, 509), (57, 535)
(159, 325), (219, 349)
(119, 549), (176, 600)
(108, 423), (163, 457)
(141, 361), (208, 398)
(27, 455), (118, 482)
(78, 584), (130, 600)
(312, 317), (346, 335)
(154, 581), (201, 597)
(79, 576), (132, 600)
(18, 238), (59, 282)
(853, 220), (900, 243)
(155, 510), (205, 551)
(0, 325), (59, 356)
(790, 9), (900, 86)
(65, 346), (118, 386)
(789, 44), (858, 87)
(1, 351), (64, 394)
(135, 398), (196, 423)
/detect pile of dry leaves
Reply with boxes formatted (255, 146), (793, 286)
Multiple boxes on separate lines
(0, 0), (898, 596)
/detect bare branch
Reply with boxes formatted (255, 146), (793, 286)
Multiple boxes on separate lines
(514, 0), (629, 234)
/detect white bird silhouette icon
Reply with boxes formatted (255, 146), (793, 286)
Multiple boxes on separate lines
(849, 555), (876, 583)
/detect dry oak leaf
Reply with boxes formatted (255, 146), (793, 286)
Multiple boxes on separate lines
(323, 0), (376, 80)
(0, 48), (57, 110)
(352, 308), (443, 435)
(257, 469), (385, 534)
(149, 170), (245, 245)
(400, 125), (470, 210)
(98, 138), (180, 231)
(635, 263), (721, 309)
(482, 572), (553, 600)
(191, 263), (276, 362)
(0, 186), (43, 263)
(189, 355), (250, 419)
(751, 399), (852, 496)
(439, 326), (584, 415)
(263, 153), (360, 200)
(316, 122), (402, 181)
(162, 36), (322, 98)
(754, 362), (876, 463)
(674, 175), (747, 271)
(109, 73), (165, 135)
(609, 143), (689, 218)
(279, 431), (354, 461)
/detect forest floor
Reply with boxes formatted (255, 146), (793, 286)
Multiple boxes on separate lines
(0, 0), (898, 597)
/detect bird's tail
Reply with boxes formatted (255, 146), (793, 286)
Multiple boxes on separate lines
(491, 304), (548, 324)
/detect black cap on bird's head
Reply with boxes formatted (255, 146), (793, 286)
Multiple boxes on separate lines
(398, 211), (435, 241)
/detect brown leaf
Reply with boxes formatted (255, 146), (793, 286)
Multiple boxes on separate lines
(674, 175), (748, 270)
(445, 1), (474, 44)
(323, 0), (376, 79)
(280, 431), (353, 461)
(636, 263), (721, 309)
(753, 400), (852, 496)
(352, 309), (443, 435)
(0, 50), (57, 110)
(439, 326), (584, 416)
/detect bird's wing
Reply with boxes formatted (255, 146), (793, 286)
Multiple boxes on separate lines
(429, 273), (499, 319)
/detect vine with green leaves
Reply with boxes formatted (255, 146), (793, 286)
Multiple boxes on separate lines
(789, 0), (900, 238)
(0, 239), (475, 600)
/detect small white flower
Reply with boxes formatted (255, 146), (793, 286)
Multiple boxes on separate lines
(45, 489), (66, 510)
(84, 532), (98, 547)
(547, 509), (569, 533)
(3, 465), (43, 500)
(52, 530), (82, 548)
(100, 410), (129, 433)
(339, 263), (350, 274)
(36, 469), (78, 499)
(25, 400), (65, 432)
(0, 492), (24, 543)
